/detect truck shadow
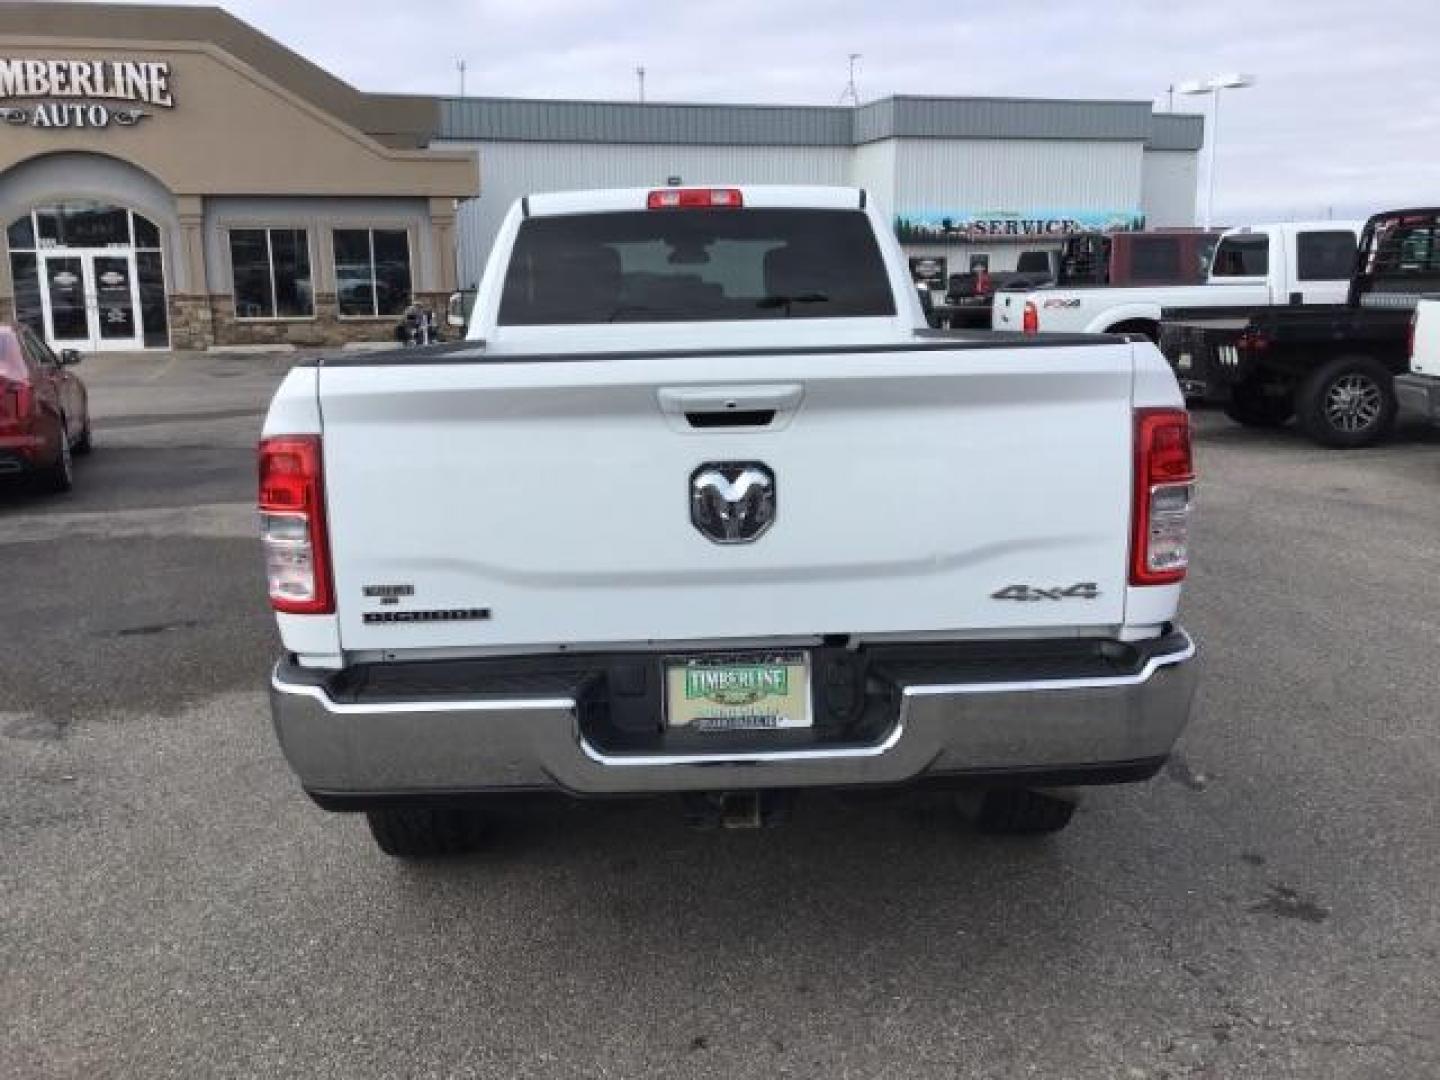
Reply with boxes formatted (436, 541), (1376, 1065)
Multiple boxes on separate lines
(385, 788), (1122, 972)
(1193, 416), (1440, 450)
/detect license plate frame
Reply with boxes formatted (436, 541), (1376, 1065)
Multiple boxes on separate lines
(664, 652), (813, 732)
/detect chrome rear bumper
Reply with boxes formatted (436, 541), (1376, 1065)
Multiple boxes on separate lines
(270, 631), (1198, 801)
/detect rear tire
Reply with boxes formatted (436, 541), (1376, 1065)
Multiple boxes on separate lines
(1297, 357), (1396, 447)
(973, 788), (1076, 835)
(35, 418), (74, 494)
(365, 806), (488, 859)
(1222, 382), (1294, 428)
(73, 419), (92, 455)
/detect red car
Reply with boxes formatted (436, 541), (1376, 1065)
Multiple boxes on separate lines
(0, 323), (91, 493)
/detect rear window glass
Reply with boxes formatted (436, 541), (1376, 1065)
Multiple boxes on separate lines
(0, 328), (25, 380)
(1129, 237), (1181, 282)
(499, 209), (896, 325)
(1211, 235), (1269, 277)
(1195, 236), (1221, 278)
(1362, 216), (1440, 280)
(1296, 231), (1356, 281)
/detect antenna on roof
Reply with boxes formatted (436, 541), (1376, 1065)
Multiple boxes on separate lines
(456, 59), (466, 97)
(839, 53), (861, 107)
(636, 65), (646, 104)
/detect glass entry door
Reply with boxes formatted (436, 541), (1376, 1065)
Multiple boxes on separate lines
(91, 255), (141, 346)
(40, 256), (90, 347)
(38, 251), (144, 351)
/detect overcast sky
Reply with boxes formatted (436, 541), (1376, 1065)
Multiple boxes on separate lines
(114, 0), (1440, 222)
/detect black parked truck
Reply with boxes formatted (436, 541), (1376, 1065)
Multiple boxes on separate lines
(1160, 208), (1439, 447)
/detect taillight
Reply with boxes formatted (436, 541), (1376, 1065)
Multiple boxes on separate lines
(259, 435), (333, 615)
(0, 380), (31, 429)
(1236, 330), (1269, 352)
(1130, 408), (1194, 586)
(647, 188), (743, 209)
(1408, 311), (1417, 361)
(1022, 301), (1039, 334)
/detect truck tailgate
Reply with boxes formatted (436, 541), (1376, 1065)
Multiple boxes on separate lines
(317, 344), (1136, 651)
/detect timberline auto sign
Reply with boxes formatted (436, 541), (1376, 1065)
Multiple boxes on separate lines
(0, 58), (174, 129)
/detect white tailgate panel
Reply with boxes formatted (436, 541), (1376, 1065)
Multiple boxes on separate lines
(1415, 300), (1440, 377)
(319, 346), (1135, 650)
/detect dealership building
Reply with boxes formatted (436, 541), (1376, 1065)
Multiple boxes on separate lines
(438, 100), (1203, 292)
(1, 1), (1203, 351)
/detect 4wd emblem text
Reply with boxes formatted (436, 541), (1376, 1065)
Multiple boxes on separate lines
(992, 583), (1100, 602)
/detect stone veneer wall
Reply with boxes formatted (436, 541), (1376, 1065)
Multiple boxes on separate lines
(167, 294), (213, 351)
(168, 291), (451, 349)
(0, 295), (14, 326)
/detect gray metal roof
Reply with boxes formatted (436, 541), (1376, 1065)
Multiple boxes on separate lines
(854, 96), (1154, 142)
(438, 98), (851, 147)
(437, 94), (1202, 150)
(1147, 112), (1206, 152)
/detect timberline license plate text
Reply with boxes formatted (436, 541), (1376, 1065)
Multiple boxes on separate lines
(665, 653), (812, 731)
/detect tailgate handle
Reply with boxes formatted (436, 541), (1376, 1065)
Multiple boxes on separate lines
(658, 384), (803, 429)
(685, 409), (775, 429)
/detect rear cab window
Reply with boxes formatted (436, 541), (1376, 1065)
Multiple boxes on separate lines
(1358, 214), (1440, 301)
(498, 208), (897, 325)
(1296, 231), (1357, 281)
(1211, 234), (1270, 277)
(1128, 237), (1181, 282)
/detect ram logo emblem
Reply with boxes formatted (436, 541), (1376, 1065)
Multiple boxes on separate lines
(690, 462), (776, 544)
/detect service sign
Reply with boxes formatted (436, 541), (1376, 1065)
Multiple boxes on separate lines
(0, 58), (174, 129)
(896, 208), (1145, 242)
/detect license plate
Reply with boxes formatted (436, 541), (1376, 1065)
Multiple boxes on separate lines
(1177, 352), (1192, 371)
(665, 653), (812, 731)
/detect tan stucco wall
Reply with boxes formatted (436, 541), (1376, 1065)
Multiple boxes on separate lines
(0, 38), (477, 199)
(0, 26), (475, 347)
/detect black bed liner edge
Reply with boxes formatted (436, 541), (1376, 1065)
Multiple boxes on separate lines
(302, 330), (1125, 368)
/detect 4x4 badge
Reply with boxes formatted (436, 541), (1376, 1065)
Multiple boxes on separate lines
(992, 583), (1100, 602)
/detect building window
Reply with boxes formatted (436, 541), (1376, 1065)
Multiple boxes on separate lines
(6, 204), (168, 347)
(229, 228), (313, 319)
(333, 228), (412, 317)
(7, 251), (43, 340)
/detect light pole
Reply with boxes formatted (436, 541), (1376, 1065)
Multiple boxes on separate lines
(1178, 73), (1255, 229)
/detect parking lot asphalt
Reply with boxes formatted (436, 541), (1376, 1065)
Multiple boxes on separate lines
(2, 351), (1438, 1079)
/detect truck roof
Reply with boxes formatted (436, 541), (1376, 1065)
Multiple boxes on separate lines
(524, 185), (867, 216)
(1222, 220), (1362, 240)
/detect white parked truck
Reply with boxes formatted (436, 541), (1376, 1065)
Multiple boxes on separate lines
(261, 185), (1200, 858)
(992, 221), (1361, 341)
(1397, 296), (1440, 424)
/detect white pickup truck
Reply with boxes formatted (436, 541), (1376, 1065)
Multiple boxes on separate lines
(1397, 297), (1440, 423)
(261, 185), (1199, 859)
(992, 221), (1361, 341)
